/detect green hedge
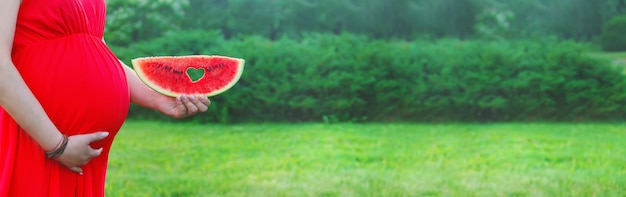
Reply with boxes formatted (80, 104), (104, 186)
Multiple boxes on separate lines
(110, 31), (626, 123)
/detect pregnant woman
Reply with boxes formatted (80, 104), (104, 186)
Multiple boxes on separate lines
(0, 0), (210, 196)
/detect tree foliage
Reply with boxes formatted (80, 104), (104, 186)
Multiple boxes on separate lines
(106, 0), (626, 45)
(105, 0), (189, 46)
(601, 15), (626, 51)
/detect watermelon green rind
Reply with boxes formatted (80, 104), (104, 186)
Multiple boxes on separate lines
(131, 55), (245, 97)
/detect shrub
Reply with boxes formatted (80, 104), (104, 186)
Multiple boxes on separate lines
(601, 15), (626, 52)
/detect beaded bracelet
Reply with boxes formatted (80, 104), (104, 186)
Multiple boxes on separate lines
(45, 135), (68, 159)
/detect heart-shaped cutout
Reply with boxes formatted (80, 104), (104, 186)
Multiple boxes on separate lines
(186, 67), (205, 83)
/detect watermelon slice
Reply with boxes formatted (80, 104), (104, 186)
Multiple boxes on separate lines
(131, 55), (245, 97)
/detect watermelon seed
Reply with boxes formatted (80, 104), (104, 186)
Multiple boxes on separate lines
(186, 67), (205, 83)
(206, 63), (225, 72)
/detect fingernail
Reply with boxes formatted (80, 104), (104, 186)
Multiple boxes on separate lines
(102, 132), (109, 137)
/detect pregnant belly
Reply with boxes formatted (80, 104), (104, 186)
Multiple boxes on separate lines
(12, 35), (130, 147)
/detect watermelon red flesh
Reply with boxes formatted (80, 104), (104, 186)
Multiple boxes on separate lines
(131, 55), (245, 97)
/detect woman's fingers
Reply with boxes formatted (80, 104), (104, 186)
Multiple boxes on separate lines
(181, 95), (199, 114)
(91, 147), (103, 158)
(85, 132), (109, 143)
(200, 96), (211, 107)
(189, 95), (209, 112)
(170, 95), (210, 118)
(70, 166), (83, 175)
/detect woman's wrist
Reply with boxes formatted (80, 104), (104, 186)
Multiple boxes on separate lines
(45, 134), (68, 159)
(153, 94), (165, 110)
(153, 94), (173, 116)
(40, 131), (64, 152)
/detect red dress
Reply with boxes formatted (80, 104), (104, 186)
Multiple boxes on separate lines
(0, 0), (130, 196)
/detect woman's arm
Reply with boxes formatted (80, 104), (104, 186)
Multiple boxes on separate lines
(0, 0), (62, 152)
(120, 60), (210, 118)
(0, 0), (106, 174)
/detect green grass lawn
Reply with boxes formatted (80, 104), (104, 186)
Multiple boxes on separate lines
(105, 121), (626, 197)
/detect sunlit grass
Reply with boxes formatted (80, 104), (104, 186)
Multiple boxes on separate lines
(586, 51), (626, 75)
(587, 51), (626, 62)
(586, 51), (626, 70)
(105, 122), (626, 197)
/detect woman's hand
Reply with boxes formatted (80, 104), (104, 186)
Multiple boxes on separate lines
(55, 131), (109, 174)
(156, 95), (211, 119)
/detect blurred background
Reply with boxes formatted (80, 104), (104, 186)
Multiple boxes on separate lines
(103, 1), (626, 196)
(104, 0), (626, 124)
